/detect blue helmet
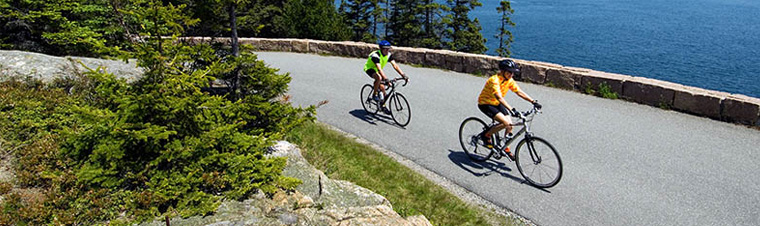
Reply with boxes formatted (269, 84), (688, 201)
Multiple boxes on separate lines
(378, 40), (392, 49)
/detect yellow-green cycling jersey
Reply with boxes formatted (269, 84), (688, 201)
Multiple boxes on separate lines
(364, 50), (395, 72)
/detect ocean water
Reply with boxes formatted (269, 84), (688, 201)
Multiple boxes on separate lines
(472, 0), (760, 98)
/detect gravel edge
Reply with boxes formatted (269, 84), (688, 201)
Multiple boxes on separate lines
(317, 121), (536, 226)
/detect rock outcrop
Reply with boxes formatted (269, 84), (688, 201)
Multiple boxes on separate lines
(139, 141), (432, 226)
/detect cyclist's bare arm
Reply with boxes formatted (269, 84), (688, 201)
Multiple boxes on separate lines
(515, 90), (536, 104)
(390, 61), (408, 80)
(495, 93), (514, 111)
(374, 63), (388, 80)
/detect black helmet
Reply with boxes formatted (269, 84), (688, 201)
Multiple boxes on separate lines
(498, 59), (520, 74)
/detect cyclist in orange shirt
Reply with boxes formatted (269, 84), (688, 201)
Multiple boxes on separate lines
(478, 59), (542, 158)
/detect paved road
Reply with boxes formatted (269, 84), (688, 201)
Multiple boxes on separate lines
(257, 52), (760, 226)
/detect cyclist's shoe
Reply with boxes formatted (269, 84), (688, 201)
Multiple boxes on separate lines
(479, 132), (493, 149)
(382, 106), (391, 114)
(504, 147), (515, 161)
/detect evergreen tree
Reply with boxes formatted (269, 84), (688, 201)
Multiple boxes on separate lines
(0, 0), (128, 56)
(340, 0), (377, 42)
(444, 0), (486, 53)
(370, 0), (389, 40)
(276, 0), (350, 41)
(495, 0), (515, 57)
(418, 0), (449, 49)
(387, 0), (424, 47)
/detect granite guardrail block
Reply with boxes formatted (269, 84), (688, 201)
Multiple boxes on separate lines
(546, 67), (585, 90)
(672, 87), (728, 120)
(581, 70), (630, 97)
(463, 53), (499, 76)
(722, 94), (760, 126)
(517, 61), (558, 84)
(392, 46), (426, 65)
(622, 77), (680, 108)
(196, 37), (759, 127)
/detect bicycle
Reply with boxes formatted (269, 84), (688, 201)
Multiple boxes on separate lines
(360, 77), (411, 127)
(458, 105), (563, 188)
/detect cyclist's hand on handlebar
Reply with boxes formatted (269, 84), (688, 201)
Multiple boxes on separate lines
(510, 108), (521, 117)
(402, 75), (409, 86)
(532, 100), (542, 110)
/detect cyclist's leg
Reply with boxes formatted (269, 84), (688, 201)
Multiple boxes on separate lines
(485, 105), (513, 137)
(366, 69), (386, 98)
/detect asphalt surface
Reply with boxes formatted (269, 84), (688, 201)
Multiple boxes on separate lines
(256, 51), (760, 226)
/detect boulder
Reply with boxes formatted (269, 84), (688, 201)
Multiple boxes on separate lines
(139, 141), (433, 226)
(0, 50), (142, 83)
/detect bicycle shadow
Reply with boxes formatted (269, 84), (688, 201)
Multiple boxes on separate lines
(448, 149), (549, 191)
(349, 109), (406, 129)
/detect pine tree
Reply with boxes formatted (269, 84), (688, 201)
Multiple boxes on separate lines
(418, 0), (449, 49)
(496, 0), (515, 57)
(341, 0), (376, 42)
(276, 0), (350, 41)
(0, 0), (127, 56)
(444, 0), (487, 53)
(387, 0), (424, 47)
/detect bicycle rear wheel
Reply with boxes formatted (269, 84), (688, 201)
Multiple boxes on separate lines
(389, 93), (411, 127)
(458, 117), (493, 162)
(360, 84), (379, 114)
(515, 137), (562, 188)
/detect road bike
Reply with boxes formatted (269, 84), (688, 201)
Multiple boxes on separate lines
(360, 77), (411, 127)
(458, 105), (563, 188)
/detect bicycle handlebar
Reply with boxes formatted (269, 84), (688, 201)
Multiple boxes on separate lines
(383, 77), (409, 87)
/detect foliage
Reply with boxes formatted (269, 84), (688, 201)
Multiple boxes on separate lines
(0, 0), (128, 56)
(444, 0), (487, 54)
(387, 0), (426, 47)
(340, 0), (377, 42)
(495, 1), (515, 57)
(584, 82), (619, 99)
(277, 0), (351, 41)
(0, 0), (313, 224)
(598, 83), (619, 99)
(287, 121), (520, 226)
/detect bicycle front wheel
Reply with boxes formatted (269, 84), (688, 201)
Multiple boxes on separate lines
(360, 84), (379, 114)
(389, 93), (411, 127)
(459, 117), (493, 162)
(515, 137), (562, 188)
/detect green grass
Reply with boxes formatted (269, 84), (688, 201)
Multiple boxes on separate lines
(286, 121), (520, 226)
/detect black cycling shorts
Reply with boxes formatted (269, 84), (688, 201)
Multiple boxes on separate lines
(365, 69), (378, 79)
(478, 104), (509, 119)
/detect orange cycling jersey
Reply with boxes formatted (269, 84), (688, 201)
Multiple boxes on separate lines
(477, 74), (521, 105)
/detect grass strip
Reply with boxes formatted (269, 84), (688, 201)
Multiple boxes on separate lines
(286, 121), (519, 226)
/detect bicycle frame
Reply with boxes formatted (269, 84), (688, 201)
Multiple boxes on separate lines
(376, 78), (406, 106)
(491, 108), (539, 152)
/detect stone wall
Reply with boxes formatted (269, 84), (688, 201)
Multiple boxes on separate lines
(183, 37), (760, 127)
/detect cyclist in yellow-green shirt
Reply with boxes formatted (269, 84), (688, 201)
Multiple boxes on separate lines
(478, 59), (542, 159)
(364, 40), (408, 104)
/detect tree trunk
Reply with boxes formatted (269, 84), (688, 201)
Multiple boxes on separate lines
(229, 3), (241, 98)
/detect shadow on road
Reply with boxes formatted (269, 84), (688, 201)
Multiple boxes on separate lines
(349, 109), (406, 129)
(447, 149), (531, 185)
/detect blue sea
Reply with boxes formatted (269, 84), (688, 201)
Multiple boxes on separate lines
(472, 0), (760, 98)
